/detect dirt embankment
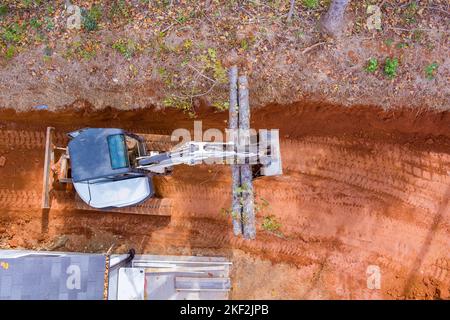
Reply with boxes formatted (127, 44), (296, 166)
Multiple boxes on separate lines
(0, 102), (449, 299)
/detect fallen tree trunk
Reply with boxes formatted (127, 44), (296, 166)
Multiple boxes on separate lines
(228, 65), (242, 236)
(238, 75), (256, 240)
(320, 0), (350, 38)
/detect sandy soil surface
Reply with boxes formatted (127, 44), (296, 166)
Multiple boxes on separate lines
(0, 102), (448, 299)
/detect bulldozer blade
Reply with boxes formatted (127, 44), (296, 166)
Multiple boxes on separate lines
(41, 127), (55, 209)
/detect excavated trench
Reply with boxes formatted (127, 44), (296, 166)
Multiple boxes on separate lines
(0, 101), (449, 299)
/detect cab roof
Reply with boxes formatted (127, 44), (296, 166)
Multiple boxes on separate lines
(68, 128), (132, 182)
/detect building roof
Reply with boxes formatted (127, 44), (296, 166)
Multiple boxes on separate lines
(0, 250), (105, 300)
(68, 128), (131, 182)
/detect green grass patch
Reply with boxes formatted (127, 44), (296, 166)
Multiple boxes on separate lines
(365, 57), (378, 73)
(404, 1), (418, 24)
(0, 4), (9, 17)
(212, 101), (229, 111)
(197, 48), (227, 84)
(425, 62), (438, 80)
(82, 5), (103, 32)
(396, 42), (408, 49)
(383, 57), (399, 79)
(20, 0), (32, 8)
(29, 18), (43, 30)
(5, 45), (16, 59)
(384, 38), (394, 47)
(303, 0), (319, 9)
(44, 17), (55, 31)
(2, 22), (26, 44)
(109, 0), (132, 22)
(262, 215), (282, 233)
(162, 96), (193, 114)
(64, 40), (99, 61)
(112, 38), (137, 59)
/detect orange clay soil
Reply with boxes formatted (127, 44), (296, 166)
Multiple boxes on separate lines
(0, 101), (449, 299)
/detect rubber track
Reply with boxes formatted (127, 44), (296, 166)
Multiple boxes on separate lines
(0, 130), (67, 149)
(0, 189), (40, 208)
(0, 129), (176, 151)
(0, 189), (172, 216)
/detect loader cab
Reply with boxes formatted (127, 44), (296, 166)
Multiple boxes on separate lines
(67, 128), (154, 209)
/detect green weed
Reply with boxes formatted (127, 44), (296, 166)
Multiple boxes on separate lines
(5, 45), (16, 59)
(82, 6), (102, 32)
(2, 22), (26, 44)
(365, 57), (378, 73)
(384, 38), (394, 47)
(112, 38), (136, 59)
(425, 62), (438, 80)
(212, 101), (229, 111)
(0, 4), (8, 17)
(20, 0), (32, 8)
(65, 40), (99, 61)
(162, 96), (192, 113)
(109, 0), (131, 22)
(303, 0), (319, 9)
(46, 4), (55, 14)
(29, 18), (43, 30)
(240, 39), (249, 51)
(383, 57), (399, 78)
(262, 215), (281, 233)
(198, 48), (227, 84)
(404, 1), (418, 24)
(44, 17), (55, 31)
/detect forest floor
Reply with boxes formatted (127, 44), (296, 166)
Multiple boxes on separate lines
(0, 1), (449, 299)
(0, 0), (448, 111)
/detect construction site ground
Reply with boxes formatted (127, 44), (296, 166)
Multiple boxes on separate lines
(0, 0), (449, 300)
(0, 102), (449, 299)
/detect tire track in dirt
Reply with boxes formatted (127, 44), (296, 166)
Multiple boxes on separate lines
(281, 138), (450, 214)
(0, 104), (449, 299)
(0, 129), (67, 149)
(0, 189), (172, 216)
(0, 128), (176, 150)
(1, 134), (448, 273)
(148, 134), (450, 296)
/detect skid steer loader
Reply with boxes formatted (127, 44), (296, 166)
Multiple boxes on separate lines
(41, 67), (282, 238)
